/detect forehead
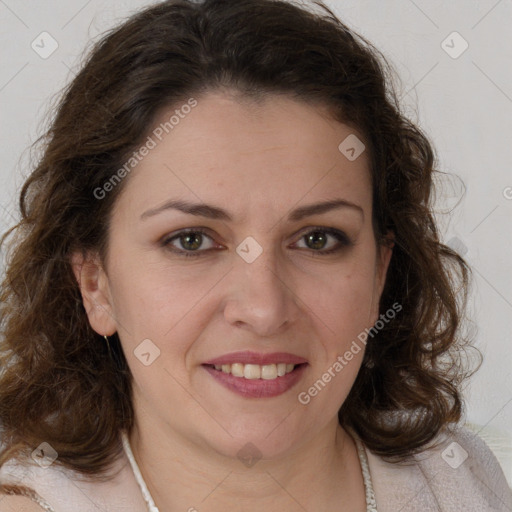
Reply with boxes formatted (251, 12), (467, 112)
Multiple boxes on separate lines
(114, 92), (372, 222)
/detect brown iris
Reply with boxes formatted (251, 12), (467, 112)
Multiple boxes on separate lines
(180, 232), (203, 251)
(305, 231), (328, 250)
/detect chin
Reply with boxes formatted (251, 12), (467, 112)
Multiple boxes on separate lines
(196, 414), (313, 465)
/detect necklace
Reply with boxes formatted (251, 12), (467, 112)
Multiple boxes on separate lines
(121, 431), (378, 511)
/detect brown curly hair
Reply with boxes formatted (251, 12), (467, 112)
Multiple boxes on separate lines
(0, 0), (479, 481)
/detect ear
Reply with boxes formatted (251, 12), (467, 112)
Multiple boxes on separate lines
(370, 232), (394, 322)
(71, 251), (117, 336)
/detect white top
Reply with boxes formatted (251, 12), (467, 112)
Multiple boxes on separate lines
(1, 426), (511, 511)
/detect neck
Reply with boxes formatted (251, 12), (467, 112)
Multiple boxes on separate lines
(129, 405), (366, 511)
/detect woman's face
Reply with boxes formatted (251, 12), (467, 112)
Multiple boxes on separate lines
(78, 92), (392, 460)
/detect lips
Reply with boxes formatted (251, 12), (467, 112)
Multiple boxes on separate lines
(202, 351), (308, 398)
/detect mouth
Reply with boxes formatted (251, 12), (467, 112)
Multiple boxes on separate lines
(201, 352), (308, 398)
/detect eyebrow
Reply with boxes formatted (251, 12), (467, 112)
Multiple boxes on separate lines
(140, 198), (364, 222)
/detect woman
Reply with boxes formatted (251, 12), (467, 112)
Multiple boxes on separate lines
(0, 0), (510, 510)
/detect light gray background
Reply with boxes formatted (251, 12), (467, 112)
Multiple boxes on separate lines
(1, 0), (511, 481)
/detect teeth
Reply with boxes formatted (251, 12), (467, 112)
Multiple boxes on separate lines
(261, 364), (277, 380)
(231, 363), (244, 377)
(211, 362), (298, 380)
(244, 364), (261, 379)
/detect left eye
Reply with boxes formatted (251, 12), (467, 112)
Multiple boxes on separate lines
(294, 228), (351, 253)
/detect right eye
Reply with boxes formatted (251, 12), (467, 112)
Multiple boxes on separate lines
(161, 228), (223, 257)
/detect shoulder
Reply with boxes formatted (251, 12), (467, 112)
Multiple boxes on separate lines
(0, 448), (147, 512)
(365, 425), (512, 512)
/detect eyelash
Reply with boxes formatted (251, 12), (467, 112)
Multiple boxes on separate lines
(161, 227), (352, 258)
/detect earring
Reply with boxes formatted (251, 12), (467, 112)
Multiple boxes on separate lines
(104, 335), (112, 354)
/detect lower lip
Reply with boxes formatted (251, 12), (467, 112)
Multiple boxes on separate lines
(202, 364), (307, 398)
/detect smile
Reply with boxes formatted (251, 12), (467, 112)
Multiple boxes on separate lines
(202, 351), (308, 398)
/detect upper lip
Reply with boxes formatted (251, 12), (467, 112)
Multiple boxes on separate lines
(203, 351), (308, 366)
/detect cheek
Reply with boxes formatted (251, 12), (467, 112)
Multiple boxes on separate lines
(295, 268), (374, 411)
(107, 258), (220, 364)
(106, 264), (175, 344)
(304, 261), (378, 345)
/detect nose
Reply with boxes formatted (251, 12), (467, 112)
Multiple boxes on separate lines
(223, 246), (302, 337)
